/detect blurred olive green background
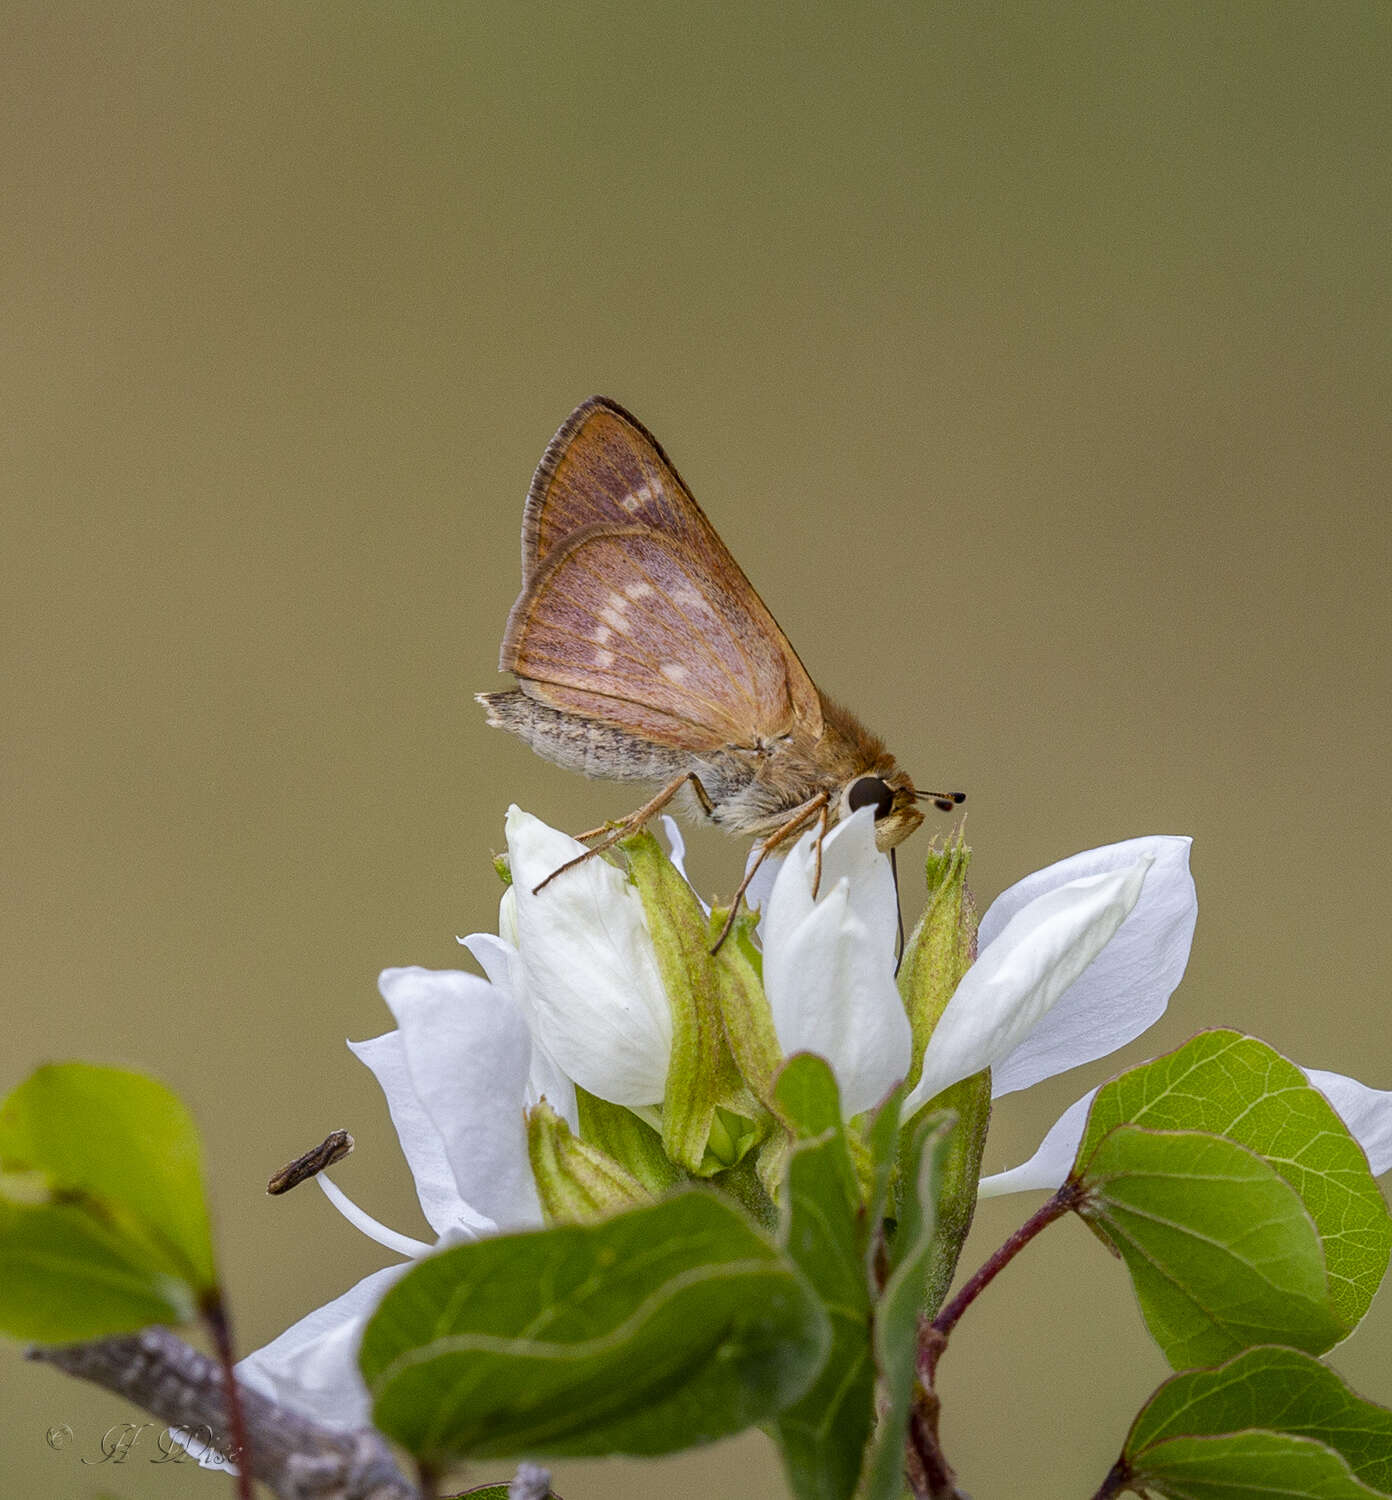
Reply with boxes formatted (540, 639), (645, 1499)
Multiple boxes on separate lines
(4, 3), (1389, 1496)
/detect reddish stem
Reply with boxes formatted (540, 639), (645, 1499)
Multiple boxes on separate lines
(925, 1179), (1083, 1378)
(202, 1294), (253, 1500)
(1089, 1456), (1134, 1499)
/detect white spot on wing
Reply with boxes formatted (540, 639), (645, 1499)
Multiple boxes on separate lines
(624, 582), (654, 601)
(661, 663), (689, 684)
(593, 625), (612, 646)
(595, 649), (615, 668)
(600, 605), (626, 631)
(620, 481), (655, 513)
(674, 586), (706, 610)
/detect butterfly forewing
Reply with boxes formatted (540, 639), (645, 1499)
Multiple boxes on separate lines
(522, 398), (721, 577)
(508, 397), (824, 744)
(504, 526), (806, 748)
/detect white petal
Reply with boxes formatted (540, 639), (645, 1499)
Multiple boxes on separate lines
(234, 1264), (407, 1428)
(1304, 1068), (1392, 1177)
(977, 1062), (1392, 1202)
(377, 966), (541, 1229)
(347, 1029), (475, 1238)
(461, 928), (579, 1129)
(499, 884), (520, 947)
(825, 809), (898, 953)
(904, 856), (1152, 1115)
(982, 837), (1196, 1097)
(460, 930), (516, 993)
(976, 1088), (1098, 1199)
(659, 815), (688, 881)
(762, 807), (894, 958)
(506, 806), (672, 1106)
(763, 820), (912, 1117)
(660, 813), (711, 916)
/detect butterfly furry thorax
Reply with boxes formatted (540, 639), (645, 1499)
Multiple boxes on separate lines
(478, 396), (950, 878)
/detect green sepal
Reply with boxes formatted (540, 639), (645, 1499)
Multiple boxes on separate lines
(527, 1100), (652, 1224)
(575, 1086), (684, 1197)
(897, 1069), (991, 1316)
(622, 829), (751, 1175)
(897, 834), (975, 1099)
(709, 904), (783, 1099)
(491, 851), (513, 886)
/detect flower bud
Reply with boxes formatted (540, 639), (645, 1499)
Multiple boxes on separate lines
(574, 1087), (683, 1197)
(526, 1100), (651, 1224)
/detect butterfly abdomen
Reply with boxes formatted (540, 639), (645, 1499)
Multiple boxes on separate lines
(477, 690), (690, 783)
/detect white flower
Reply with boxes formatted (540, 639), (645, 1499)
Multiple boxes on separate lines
(761, 807), (911, 1116)
(230, 818), (1202, 1427)
(233, 965), (548, 1428)
(896, 835), (1195, 1119)
(754, 822), (1195, 1127)
(974, 837), (1198, 1098)
(505, 805), (672, 1107)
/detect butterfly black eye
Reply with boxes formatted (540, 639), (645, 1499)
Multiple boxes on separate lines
(847, 776), (895, 820)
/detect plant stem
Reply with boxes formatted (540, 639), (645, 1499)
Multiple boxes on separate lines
(203, 1293), (254, 1500)
(1088, 1456), (1133, 1499)
(925, 1179), (1083, 1378)
(28, 1325), (415, 1498)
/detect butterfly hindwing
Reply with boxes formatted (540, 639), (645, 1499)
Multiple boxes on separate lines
(504, 525), (812, 749)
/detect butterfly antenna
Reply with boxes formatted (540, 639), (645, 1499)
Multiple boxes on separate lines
(891, 846), (906, 976)
(916, 789), (967, 813)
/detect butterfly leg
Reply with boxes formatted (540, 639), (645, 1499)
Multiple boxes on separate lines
(532, 772), (713, 894)
(809, 797), (832, 901)
(709, 791), (831, 954)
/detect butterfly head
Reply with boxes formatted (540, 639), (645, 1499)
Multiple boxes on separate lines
(839, 770), (925, 852)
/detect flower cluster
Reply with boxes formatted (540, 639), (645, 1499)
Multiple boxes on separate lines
(235, 808), (1392, 1427)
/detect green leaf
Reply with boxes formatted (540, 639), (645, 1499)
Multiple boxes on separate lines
(1123, 1430), (1389, 1499)
(1077, 1030), (1392, 1333)
(1079, 1126), (1346, 1369)
(0, 1064), (215, 1340)
(453, 1487), (562, 1500)
(1126, 1346), (1392, 1494)
(861, 1111), (956, 1500)
(770, 1055), (875, 1500)
(360, 1189), (829, 1464)
(0, 1198), (195, 1341)
(863, 1082), (906, 1249)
